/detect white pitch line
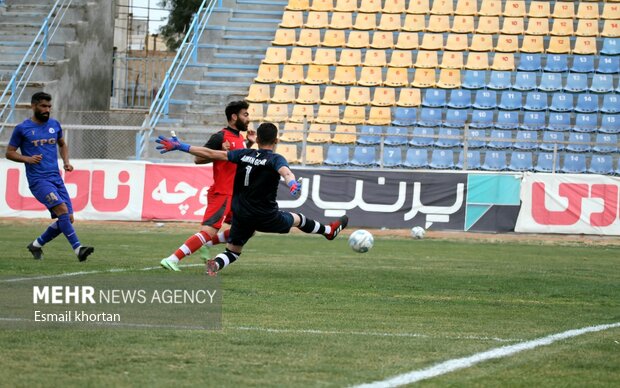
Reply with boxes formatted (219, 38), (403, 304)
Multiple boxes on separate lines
(352, 322), (620, 388)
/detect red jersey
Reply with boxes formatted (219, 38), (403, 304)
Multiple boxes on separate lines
(204, 127), (246, 195)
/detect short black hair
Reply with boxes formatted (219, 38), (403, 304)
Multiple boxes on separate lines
(256, 123), (278, 145)
(31, 92), (52, 104)
(225, 100), (249, 121)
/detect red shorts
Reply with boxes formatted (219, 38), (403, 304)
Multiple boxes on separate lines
(202, 192), (232, 229)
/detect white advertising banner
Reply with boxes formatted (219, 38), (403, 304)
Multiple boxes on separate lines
(516, 172), (620, 235)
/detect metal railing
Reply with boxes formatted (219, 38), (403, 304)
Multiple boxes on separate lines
(0, 0), (74, 135)
(136, 0), (218, 160)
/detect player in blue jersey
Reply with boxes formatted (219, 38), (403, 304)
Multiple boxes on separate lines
(156, 122), (348, 275)
(5, 92), (94, 261)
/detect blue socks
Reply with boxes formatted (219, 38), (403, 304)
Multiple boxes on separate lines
(57, 213), (80, 250)
(36, 221), (62, 246)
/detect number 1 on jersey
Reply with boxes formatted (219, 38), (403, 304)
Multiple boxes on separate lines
(244, 165), (252, 186)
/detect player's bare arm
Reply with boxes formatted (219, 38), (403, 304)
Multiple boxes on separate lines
(5, 145), (42, 164)
(278, 166), (296, 187)
(156, 135), (228, 161)
(58, 138), (73, 171)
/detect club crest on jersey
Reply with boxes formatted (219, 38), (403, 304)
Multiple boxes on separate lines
(48, 128), (55, 134)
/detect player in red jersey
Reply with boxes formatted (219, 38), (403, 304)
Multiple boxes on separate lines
(161, 101), (255, 271)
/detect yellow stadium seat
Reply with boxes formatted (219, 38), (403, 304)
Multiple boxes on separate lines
(503, 1), (525, 17)
(552, 2), (575, 19)
(407, 0), (430, 15)
(263, 47), (287, 64)
(288, 47), (313, 65)
(395, 32), (419, 49)
(430, 0), (454, 15)
(478, 0), (502, 16)
(370, 31), (395, 49)
(573, 37), (597, 55)
(332, 66), (357, 85)
(346, 31), (370, 48)
(334, 0), (357, 12)
(255, 64), (280, 83)
(310, 0), (334, 12)
(353, 13), (377, 30)
(495, 35), (518, 52)
(445, 33), (469, 51)
(436, 69), (461, 89)
(604, 2), (620, 21)
(280, 123), (304, 142)
(411, 68), (436, 87)
(383, 0), (406, 14)
(277, 143), (299, 163)
(401, 14), (425, 32)
(415, 50), (439, 68)
(315, 105), (341, 123)
(440, 51), (464, 69)
(329, 12), (353, 29)
(371, 87), (396, 106)
(271, 85), (296, 103)
(501, 17), (524, 35)
(307, 123), (332, 143)
(469, 34), (493, 51)
(397, 88), (422, 107)
(550, 19), (574, 36)
(367, 107), (391, 125)
(420, 33), (444, 50)
(455, 0), (478, 16)
(290, 104), (316, 123)
(388, 50), (413, 67)
(526, 18), (549, 36)
(490, 53), (514, 70)
(476, 16), (500, 34)
(280, 11), (304, 28)
(576, 19), (599, 37)
(528, 1), (550, 18)
(248, 103), (264, 121)
(305, 64), (330, 84)
(306, 11), (330, 29)
(296, 85), (321, 104)
(281, 65), (305, 84)
(520, 36), (544, 53)
(358, 67), (383, 86)
(341, 106), (366, 124)
(297, 29), (322, 46)
(264, 104), (289, 123)
(547, 36), (571, 54)
(363, 50), (387, 67)
(577, 2), (599, 20)
(286, 0), (310, 11)
(273, 29), (297, 46)
(322, 29), (346, 47)
(452, 16), (475, 33)
(314, 48), (337, 65)
(321, 86), (347, 105)
(303, 145), (324, 164)
(384, 67), (410, 87)
(246, 84), (271, 103)
(427, 15), (451, 32)
(347, 87), (371, 106)
(602, 20), (620, 37)
(464, 52), (489, 69)
(377, 13), (402, 31)
(338, 49), (362, 66)
(332, 125), (357, 144)
(359, 0), (382, 13)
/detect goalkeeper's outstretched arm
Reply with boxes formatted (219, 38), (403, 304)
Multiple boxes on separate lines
(155, 135), (227, 161)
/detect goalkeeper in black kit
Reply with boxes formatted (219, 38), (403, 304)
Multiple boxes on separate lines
(156, 122), (348, 276)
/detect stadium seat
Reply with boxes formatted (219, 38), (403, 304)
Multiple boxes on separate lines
(488, 71), (511, 90)
(504, 1), (526, 17)
(389, 50), (414, 68)
(481, 151), (507, 171)
(601, 38), (620, 55)
(597, 56), (620, 74)
(447, 89), (472, 108)
(337, 49), (362, 66)
(246, 84), (271, 103)
(444, 109), (467, 128)
(547, 36), (572, 54)
(461, 70), (486, 89)
(508, 151), (533, 172)
(593, 134), (619, 154)
(306, 11), (330, 28)
(384, 126), (409, 146)
(264, 104), (289, 123)
(575, 19), (598, 37)
(247, 103), (264, 121)
(601, 94), (620, 114)
(277, 144), (299, 164)
(495, 35), (519, 52)
(452, 15), (475, 33)
(307, 123), (332, 143)
(544, 55), (569, 73)
(552, 1), (574, 18)
(304, 65), (329, 84)
(520, 36), (544, 53)
(498, 90), (522, 110)
(472, 90), (497, 109)
(363, 50), (387, 67)
(297, 85), (321, 104)
(523, 91), (547, 111)
(358, 67), (383, 87)
(396, 88), (422, 107)
(422, 89), (447, 107)
(496, 111), (519, 129)
(517, 54), (542, 72)
(455, 0), (477, 16)
(566, 132), (592, 153)
(540, 131), (565, 152)
(435, 127), (461, 148)
(436, 69), (462, 89)
(321, 86), (347, 105)
(465, 52), (489, 70)
(501, 17), (524, 35)
(357, 125), (382, 145)
(411, 68), (436, 88)
(384, 68), (410, 87)
(403, 148), (429, 169)
(392, 107), (417, 126)
(479, 0), (502, 17)
(520, 111), (546, 130)
(289, 104), (315, 123)
(330, 11), (354, 29)
(588, 155), (615, 175)
(395, 32), (419, 50)
(314, 48), (337, 66)
(547, 112), (571, 132)
(358, 0), (381, 13)
(602, 19), (620, 38)
(324, 145), (350, 166)
(574, 94), (598, 113)
(427, 15), (451, 33)
(349, 146), (379, 167)
(415, 50), (439, 68)
(477, 16), (500, 34)
(429, 149), (455, 169)
(431, 0), (453, 15)
(367, 107), (392, 125)
(487, 129), (513, 149)
(420, 33), (445, 51)
(590, 74), (615, 93)
(513, 72), (537, 91)
(466, 128), (487, 148)
(377, 13), (402, 31)
(281, 65), (305, 84)
(273, 29), (297, 46)
(526, 18), (549, 36)
(573, 113), (598, 133)
(470, 109), (494, 129)
(353, 12), (377, 30)
(255, 64), (280, 83)
(347, 87), (371, 106)
(280, 122), (305, 142)
(332, 125), (357, 143)
(534, 152), (560, 173)
(271, 85), (296, 103)
(341, 106), (365, 124)
(573, 37), (597, 55)
(576, 2), (599, 20)
(418, 107), (442, 127)
(470, 34), (494, 52)
(456, 150), (482, 170)
(286, 0), (310, 11)
(564, 73), (589, 93)
(288, 47), (312, 65)
(561, 153), (587, 174)
(490, 53), (515, 71)
(538, 72), (563, 92)
(514, 130), (538, 150)
(549, 93), (573, 112)
(600, 114), (620, 134)
(332, 66), (357, 85)
(440, 51), (464, 69)
(310, 0), (334, 12)
(263, 47), (288, 64)
(401, 14), (425, 32)
(409, 126), (435, 147)
(602, 2), (620, 20)
(304, 145), (324, 165)
(314, 105), (339, 123)
(445, 34), (469, 51)
(371, 88), (396, 107)
(347, 31), (370, 48)
(334, 0), (356, 12)
(382, 147), (403, 167)
(322, 29), (346, 47)
(570, 55), (595, 73)
(550, 18), (574, 36)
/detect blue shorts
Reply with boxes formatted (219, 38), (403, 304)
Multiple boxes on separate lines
(228, 211), (294, 246)
(29, 176), (73, 218)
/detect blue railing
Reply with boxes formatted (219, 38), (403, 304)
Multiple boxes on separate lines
(0, 0), (73, 135)
(136, 0), (218, 159)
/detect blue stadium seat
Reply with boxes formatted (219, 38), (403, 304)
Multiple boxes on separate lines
(521, 111), (546, 130)
(538, 72), (563, 92)
(444, 109), (467, 128)
(574, 93), (599, 113)
(570, 55), (595, 73)
(455, 150), (481, 170)
(564, 73), (588, 93)
(496, 111), (519, 129)
(566, 132), (592, 153)
(350, 146), (379, 166)
(384, 126), (409, 146)
(487, 129), (512, 149)
(561, 153), (587, 174)
(462, 70), (486, 89)
(534, 152), (560, 173)
(574, 113), (598, 133)
(429, 149), (455, 169)
(544, 54), (568, 73)
(418, 107), (442, 127)
(409, 126), (435, 147)
(392, 107), (417, 126)
(470, 109), (494, 128)
(382, 147), (403, 167)
(508, 151), (534, 172)
(523, 91), (548, 111)
(596, 56), (620, 74)
(600, 114), (620, 134)
(547, 112), (571, 132)
(422, 89), (447, 107)
(517, 53), (542, 71)
(593, 133), (618, 153)
(498, 91), (522, 110)
(513, 72), (537, 91)
(357, 125), (382, 145)
(488, 71), (511, 90)
(601, 38), (620, 55)
(481, 151), (507, 171)
(514, 130), (538, 150)
(403, 148), (429, 169)
(465, 128), (487, 148)
(540, 131), (565, 151)
(435, 127), (461, 148)
(550, 92), (573, 112)
(447, 89), (472, 108)
(588, 155), (614, 175)
(324, 145), (350, 166)
(472, 90), (497, 109)
(601, 94), (619, 114)
(590, 74), (614, 93)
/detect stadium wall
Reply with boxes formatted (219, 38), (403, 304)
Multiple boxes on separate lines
(1, 159), (619, 235)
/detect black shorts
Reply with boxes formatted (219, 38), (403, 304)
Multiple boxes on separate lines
(228, 211), (294, 246)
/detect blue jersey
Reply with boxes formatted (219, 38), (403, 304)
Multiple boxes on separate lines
(8, 118), (63, 182)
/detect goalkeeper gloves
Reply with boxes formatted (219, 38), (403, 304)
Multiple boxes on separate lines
(156, 135), (191, 153)
(288, 179), (301, 196)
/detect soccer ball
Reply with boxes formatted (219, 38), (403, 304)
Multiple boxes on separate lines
(348, 229), (374, 253)
(411, 226), (426, 239)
